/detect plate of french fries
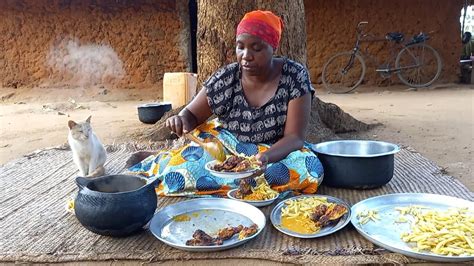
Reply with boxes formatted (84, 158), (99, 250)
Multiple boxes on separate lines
(227, 177), (279, 207)
(270, 195), (351, 238)
(351, 193), (474, 262)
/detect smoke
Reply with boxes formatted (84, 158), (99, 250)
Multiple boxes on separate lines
(47, 37), (125, 86)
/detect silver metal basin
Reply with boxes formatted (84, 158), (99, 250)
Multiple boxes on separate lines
(312, 140), (400, 158)
(311, 140), (400, 188)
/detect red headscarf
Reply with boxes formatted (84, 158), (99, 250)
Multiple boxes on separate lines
(236, 10), (284, 50)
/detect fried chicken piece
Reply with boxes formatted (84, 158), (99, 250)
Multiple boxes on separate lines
(185, 238), (223, 246)
(311, 204), (328, 222)
(316, 215), (330, 227)
(185, 238), (208, 246)
(186, 224), (254, 246)
(217, 225), (244, 240)
(212, 163), (225, 172)
(186, 229), (215, 246)
(226, 155), (244, 165)
(222, 156), (245, 171)
(186, 229), (222, 246)
(232, 159), (251, 172)
(238, 224), (258, 240)
(193, 229), (214, 242)
(213, 155), (247, 172)
(235, 178), (253, 199)
(214, 238), (223, 245)
(311, 204), (348, 228)
(326, 204), (348, 221)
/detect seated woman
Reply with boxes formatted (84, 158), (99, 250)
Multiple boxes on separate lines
(129, 10), (324, 196)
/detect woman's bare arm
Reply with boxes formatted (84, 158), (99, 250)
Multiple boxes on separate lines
(166, 87), (213, 136)
(256, 93), (311, 163)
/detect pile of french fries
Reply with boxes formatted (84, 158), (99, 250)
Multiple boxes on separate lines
(356, 209), (380, 225)
(281, 196), (329, 219)
(397, 205), (474, 256)
(244, 177), (278, 201)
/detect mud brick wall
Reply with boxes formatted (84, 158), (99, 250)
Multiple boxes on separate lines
(305, 0), (463, 86)
(0, 0), (191, 88)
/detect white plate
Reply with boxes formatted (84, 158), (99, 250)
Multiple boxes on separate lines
(270, 195), (351, 238)
(205, 160), (258, 180)
(227, 188), (279, 207)
(351, 193), (474, 262)
(149, 198), (266, 252)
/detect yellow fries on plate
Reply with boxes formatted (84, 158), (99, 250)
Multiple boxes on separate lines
(398, 206), (474, 256)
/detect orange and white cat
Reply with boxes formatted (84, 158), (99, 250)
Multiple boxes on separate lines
(68, 116), (106, 177)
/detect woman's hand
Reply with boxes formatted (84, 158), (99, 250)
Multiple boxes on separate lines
(254, 152), (269, 176)
(165, 88), (213, 137)
(165, 115), (193, 137)
(255, 153), (269, 166)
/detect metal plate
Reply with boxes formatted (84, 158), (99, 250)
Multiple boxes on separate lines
(149, 198), (266, 251)
(351, 193), (474, 262)
(205, 160), (257, 179)
(270, 195), (351, 238)
(227, 188), (279, 208)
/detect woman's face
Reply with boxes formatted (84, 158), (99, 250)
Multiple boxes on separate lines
(236, 34), (274, 76)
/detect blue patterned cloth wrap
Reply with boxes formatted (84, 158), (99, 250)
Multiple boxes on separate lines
(128, 119), (324, 197)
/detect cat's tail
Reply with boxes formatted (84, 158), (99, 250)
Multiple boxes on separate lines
(87, 165), (105, 178)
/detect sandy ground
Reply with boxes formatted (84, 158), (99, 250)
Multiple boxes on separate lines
(0, 84), (472, 191)
(322, 83), (474, 191)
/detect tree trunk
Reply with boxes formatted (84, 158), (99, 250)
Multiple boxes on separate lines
(196, 0), (307, 85)
(196, 0), (373, 143)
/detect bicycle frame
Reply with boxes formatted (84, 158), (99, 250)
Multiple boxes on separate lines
(348, 22), (424, 75)
(322, 21), (442, 93)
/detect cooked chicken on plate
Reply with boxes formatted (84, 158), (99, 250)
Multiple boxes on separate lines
(211, 155), (260, 172)
(185, 224), (259, 246)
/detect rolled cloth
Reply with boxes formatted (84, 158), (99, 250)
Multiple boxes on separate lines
(236, 10), (284, 50)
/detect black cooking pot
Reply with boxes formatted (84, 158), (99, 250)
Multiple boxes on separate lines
(74, 175), (158, 237)
(137, 102), (172, 124)
(311, 140), (400, 189)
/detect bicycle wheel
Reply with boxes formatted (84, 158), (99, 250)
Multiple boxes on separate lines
(322, 51), (366, 94)
(395, 43), (442, 88)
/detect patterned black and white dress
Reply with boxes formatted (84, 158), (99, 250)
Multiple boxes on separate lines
(205, 57), (315, 144)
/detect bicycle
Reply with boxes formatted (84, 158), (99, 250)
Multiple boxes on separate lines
(322, 21), (443, 94)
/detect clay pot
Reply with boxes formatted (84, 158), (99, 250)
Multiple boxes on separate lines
(74, 174), (158, 237)
(137, 102), (172, 124)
